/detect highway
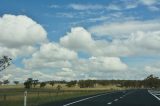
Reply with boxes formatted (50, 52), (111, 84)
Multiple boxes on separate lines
(42, 89), (160, 106)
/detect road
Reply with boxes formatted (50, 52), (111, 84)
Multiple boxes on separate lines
(41, 89), (160, 106)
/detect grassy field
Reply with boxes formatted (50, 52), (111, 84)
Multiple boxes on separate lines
(0, 84), (125, 106)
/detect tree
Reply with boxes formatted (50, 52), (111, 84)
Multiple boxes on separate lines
(14, 81), (19, 85)
(66, 80), (77, 87)
(56, 85), (62, 96)
(40, 82), (46, 88)
(3, 80), (9, 85)
(24, 78), (33, 89)
(32, 80), (39, 88)
(0, 56), (12, 72)
(0, 81), (3, 85)
(143, 75), (160, 88)
(78, 80), (96, 88)
(49, 81), (55, 87)
(57, 85), (62, 90)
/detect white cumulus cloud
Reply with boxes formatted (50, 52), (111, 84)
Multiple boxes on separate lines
(0, 14), (48, 58)
(23, 42), (77, 69)
(89, 20), (160, 38)
(60, 27), (95, 52)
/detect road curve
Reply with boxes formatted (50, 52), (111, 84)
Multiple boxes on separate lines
(41, 89), (160, 106)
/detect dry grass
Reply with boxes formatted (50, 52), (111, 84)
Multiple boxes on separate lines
(0, 84), (126, 106)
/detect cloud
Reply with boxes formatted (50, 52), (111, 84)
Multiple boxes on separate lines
(138, 0), (160, 11)
(148, 6), (160, 11)
(107, 4), (121, 10)
(69, 4), (104, 10)
(144, 63), (160, 77)
(68, 1), (159, 12)
(54, 68), (77, 81)
(0, 74), (12, 81)
(49, 4), (60, 8)
(60, 26), (160, 57)
(0, 14), (48, 58)
(125, 3), (138, 9)
(2, 13), (160, 81)
(89, 20), (160, 38)
(0, 14), (47, 47)
(0, 65), (30, 82)
(85, 56), (128, 71)
(144, 62), (160, 72)
(32, 71), (53, 81)
(145, 66), (160, 72)
(69, 2), (138, 11)
(98, 31), (160, 56)
(22, 40), (128, 81)
(23, 42), (77, 69)
(0, 65), (55, 82)
(127, 31), (160, 50)
(65, 56), (128, 73)
(60, 27), (129, 56)
(3, 60), (155, 82)
(139, 0), (157, 6)
(60, 27), (95, 52)
(23, 55), (128, 81)
(72, 12), (136, 25)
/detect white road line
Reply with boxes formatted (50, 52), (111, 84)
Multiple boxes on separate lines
(107, 91), (134, 105)
(114, 99), (118, 101)
(120, 96), (123, 99)
(122, 91), (135, 98)
(148, 90), (160, 101)
(63, 90), (130, 106)
(63, 92), (113, 106)
(107, 102), (112, 105)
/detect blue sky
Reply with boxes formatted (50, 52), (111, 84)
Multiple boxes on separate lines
(0, 0), (160, 81)
(1, 0), (159, 42)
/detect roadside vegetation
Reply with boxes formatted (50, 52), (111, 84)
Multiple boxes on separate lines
(0, 83), (121, 106)
(0, 74), (160, 106)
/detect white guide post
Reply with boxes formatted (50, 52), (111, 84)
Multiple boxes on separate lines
(24, 91), (27, 106)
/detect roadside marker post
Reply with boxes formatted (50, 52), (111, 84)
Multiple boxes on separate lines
(24, 91), (27, 106)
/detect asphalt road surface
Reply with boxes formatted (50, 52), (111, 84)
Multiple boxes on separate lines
(41, 89), (160, 106)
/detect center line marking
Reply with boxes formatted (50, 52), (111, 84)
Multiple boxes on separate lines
(114, 99), (118, 101)
(120, 96), (123, 98)
(63, 92), (116, 106)
(63, 90), (129, 106)
(107, 102), (112, 105)
(107, 91), (135, 105)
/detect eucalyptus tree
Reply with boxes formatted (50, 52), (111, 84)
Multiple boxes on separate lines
(0, 56), (12, 71)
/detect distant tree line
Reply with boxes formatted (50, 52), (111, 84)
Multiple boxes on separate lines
(94, 75), (160, 88)
(24, 78), (56, 89)
(0, 80), (10, 85)
(78, 80), (96, 88)
(1, 74), (160, 89)
(66, 75), (160, 88)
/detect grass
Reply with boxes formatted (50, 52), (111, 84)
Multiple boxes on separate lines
(0, 84), (125, 106)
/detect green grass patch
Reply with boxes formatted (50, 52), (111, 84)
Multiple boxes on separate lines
(0, 88), (111, 106)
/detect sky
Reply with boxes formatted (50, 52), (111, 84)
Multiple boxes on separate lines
(0, 0), (160, 82)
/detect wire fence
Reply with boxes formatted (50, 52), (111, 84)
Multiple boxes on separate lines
(0, 89), (107, 106)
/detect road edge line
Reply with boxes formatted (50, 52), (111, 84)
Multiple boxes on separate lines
(148, 90), (160, 101)
(63, 91), (117, 106)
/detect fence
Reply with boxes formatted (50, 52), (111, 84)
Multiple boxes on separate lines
(0, 89), (106, 106)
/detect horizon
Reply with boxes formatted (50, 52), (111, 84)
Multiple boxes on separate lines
(0, 0), (160, 82)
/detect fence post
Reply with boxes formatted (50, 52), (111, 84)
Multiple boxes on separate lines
(24, 91), (27, 106)
(3, 94), (6, 101)
(37, 91), (40, 105)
